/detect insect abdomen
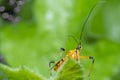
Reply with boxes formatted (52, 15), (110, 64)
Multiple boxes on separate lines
(54, 57), (67, 71)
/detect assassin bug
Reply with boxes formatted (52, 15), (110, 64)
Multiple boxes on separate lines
(49, 4), (97, 78)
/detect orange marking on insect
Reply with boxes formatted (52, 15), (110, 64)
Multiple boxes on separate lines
(67, 49), (80, 60)
(53, 57), (67, 71)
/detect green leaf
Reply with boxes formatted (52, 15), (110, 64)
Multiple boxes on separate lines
(54, 59), (84, 80)
(0, 64), (45, 80)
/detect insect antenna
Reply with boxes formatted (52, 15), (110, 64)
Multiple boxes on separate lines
(79, 4), (97, 46)
(68, 35), (79, 45)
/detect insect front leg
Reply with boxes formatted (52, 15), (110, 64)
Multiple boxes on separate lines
(49, 61), (56, 76)
(60, 48), (66, 59)
(49, 61), (55, 67)
(80, 56), (95, 77)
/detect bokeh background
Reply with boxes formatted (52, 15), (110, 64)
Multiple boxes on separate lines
(0, 0), (120, 80)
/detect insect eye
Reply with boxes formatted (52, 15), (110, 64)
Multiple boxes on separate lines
(76, 45), (81, 50)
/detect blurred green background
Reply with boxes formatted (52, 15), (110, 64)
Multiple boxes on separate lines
(0, 0), (120, 80)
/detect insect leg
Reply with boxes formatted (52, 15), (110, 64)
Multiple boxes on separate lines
(80, 56), (95, 77)
(60, 48), (65, 59)
(49, 61), (55, 67)
(49, 61), (56, 76)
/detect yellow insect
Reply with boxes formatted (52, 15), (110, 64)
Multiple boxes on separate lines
(49, 4), (97, 78)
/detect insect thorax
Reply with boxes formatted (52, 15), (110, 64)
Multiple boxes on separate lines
(67, 49), (80, 61)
